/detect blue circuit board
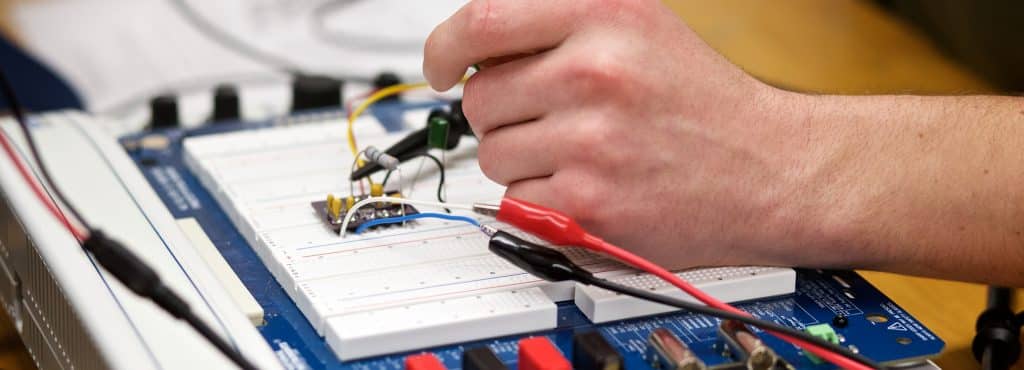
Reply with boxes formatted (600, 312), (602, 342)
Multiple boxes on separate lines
(121, 101), (944, 370)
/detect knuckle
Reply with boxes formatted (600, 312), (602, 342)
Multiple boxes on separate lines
(570, 118), (616, 151)
(562, 51), (627, 97)
(475, 139), (507, 184)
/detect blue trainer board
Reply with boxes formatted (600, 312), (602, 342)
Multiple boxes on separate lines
(121, 101), (943, 369)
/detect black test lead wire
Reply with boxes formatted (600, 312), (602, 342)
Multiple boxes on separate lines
(481, 225), (885, 370)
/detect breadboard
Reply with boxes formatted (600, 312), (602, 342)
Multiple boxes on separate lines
(181, 115), (795, 360)
(575, 267), (796, 323)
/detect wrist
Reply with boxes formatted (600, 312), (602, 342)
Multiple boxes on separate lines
(747, 91), (890, 268)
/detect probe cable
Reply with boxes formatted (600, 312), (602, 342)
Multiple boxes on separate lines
(475, 198), (882, 370)
(482, 224), (879, 369)
(382, 153), (448, 207)
(0, 70), (259, 370)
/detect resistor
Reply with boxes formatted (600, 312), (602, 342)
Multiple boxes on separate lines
(363, 146), (399, 170)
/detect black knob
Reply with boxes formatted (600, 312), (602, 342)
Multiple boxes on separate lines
(291, 75), (343, 112)
(212, 84), (240, 122)
(149, 94), (179, 129)
(372, 71), (403, 102)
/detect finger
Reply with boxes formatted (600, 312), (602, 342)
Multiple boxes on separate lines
(462, 52), (553, 135)
(423, 0), (582, 90)
(504, 176), (563, 211)
(476, 118), (562, 185)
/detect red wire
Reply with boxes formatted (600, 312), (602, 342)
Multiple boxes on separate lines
(583, 235), (871, 370)
(496, 198), (870, 369)
(0, 129), (88, 242)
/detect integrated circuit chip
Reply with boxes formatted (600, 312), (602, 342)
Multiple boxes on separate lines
(311, 192), (419, 232)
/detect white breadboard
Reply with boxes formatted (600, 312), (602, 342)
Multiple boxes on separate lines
(575, 267), (796, 323)
(325, 287), (555, 360)
(182, 111), (795, 360)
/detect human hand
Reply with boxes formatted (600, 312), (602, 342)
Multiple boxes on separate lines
(424, 0), (819, 269)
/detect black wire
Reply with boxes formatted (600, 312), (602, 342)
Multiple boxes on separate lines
(418, 153), (447, 206)
(579, 275), (885, 369)
(183, 311), (258, 369)
(380, 153), (448, 209)
(0, 68), (259, 370)
(0, 70), (88, 228)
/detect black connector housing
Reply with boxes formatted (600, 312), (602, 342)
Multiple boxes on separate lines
(486, 230), (592, 283)
(573, 331), (623, 370)
(83, 230), (190, 318)
(463, 346), (508, 370)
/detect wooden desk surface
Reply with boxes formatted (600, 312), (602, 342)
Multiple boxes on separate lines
(0, 0), (1018, 369)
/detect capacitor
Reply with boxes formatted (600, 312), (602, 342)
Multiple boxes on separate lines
(370, 183), (385, 197)
(427, 115), (451, 150)
(718, 320), (780, 370)
(647, 328), (706, 370)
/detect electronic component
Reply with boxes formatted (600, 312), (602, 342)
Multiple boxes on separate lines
(718, 320), (782, 370)
(463, 346), (508, 370)
(349, 103), (474, 181)
(573, 331), (623, 370)
(647, 328), (706, 370)
(311, 192), (418, 232)
(363, 146), (398, 171)
(804, 324), (840, 364)
(372, 71), (403, 101)
(428, 115), (451, 149)
(291, 74), (343, 112)
(212, 84), (240, 122)
(832, 315), (849, 328)
(518, 337), (571, 370)
(405, 353), (447, 370)
(149, 94), (180, 129)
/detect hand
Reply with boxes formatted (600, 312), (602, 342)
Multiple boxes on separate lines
(424, 0), (816, 269)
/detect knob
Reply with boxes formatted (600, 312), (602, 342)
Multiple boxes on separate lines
(212, 84), (240, 122)
(291, 75), (343, 112)
(372, 71), (403, 102)
(149, 94), (179, 129)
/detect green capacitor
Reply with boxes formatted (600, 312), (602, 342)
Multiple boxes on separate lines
(428, 116), (450, 149)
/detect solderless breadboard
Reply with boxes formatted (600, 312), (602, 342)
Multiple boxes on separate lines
(182, 112), (795, 360)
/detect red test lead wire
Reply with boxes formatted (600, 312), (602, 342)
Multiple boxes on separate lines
(0, 128), (88, 242)
(487, 197), (873, 370)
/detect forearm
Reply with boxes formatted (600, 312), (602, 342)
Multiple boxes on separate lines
(778, 92), (1024, 285)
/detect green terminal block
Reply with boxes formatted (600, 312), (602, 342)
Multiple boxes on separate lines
(427, 116), (451, 150)
(804, 324), (840, 364)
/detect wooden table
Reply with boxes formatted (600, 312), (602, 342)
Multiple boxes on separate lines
(0, 0), (1019, 369)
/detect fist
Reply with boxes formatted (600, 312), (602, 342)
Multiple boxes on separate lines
(424, 0), (816, 269)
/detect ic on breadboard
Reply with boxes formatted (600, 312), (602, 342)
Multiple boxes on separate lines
(312, 192), (418, 232)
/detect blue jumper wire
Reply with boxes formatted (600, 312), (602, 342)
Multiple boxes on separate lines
(355, 212), (481, 234)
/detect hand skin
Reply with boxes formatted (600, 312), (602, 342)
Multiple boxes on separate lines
(423, 0), (1024, 287)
